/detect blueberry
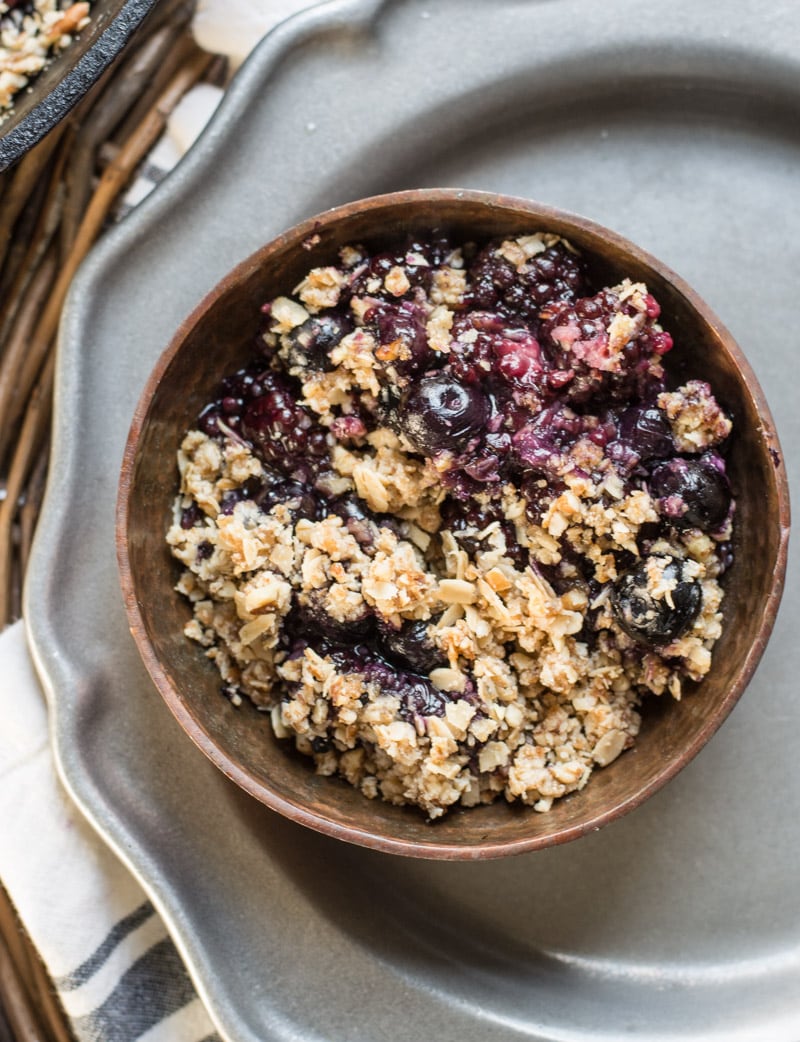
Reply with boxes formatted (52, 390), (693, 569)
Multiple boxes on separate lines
(378, 619), (445, 675)
(219, 487), (248, 515)
(649, 457), (731, 530)
(282, 313), (351, 371)
(399, 373), (488, 455)
(326, 493), (374, 545)
(305, 641), (451, 720)
(612, 555), (702, 646)
(218, 475), (266, 515)
(369, 300), (431, 377)
(375, 383), (403, 430)
(326, 493), (403, 545)
(254, 479), (320, 521)
(616, 405), (673, 460)
(440, 497), (527, 569)
(180, 503), (203, 529)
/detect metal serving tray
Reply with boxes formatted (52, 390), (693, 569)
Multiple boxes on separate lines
(26, 0), (800, 1038)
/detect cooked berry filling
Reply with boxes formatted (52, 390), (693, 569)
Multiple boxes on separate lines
(169, 229), (734, 818)
(377, 617), (447, 676)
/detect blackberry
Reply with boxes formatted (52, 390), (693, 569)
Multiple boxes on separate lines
(540, 288), (672, 405)
(449, 311), (505, 386)
(467, 241), (585, 320)
(197, 367), (266, 436)
(238, 371), (329, 472)
(350, 237), (453, 299)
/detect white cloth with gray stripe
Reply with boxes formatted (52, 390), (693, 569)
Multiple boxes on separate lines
(0, 3), (317, 1039)
(0, 622), (220, 1041)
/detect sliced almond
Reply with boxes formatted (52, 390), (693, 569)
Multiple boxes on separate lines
(438, 579), (477, 605)
(593, 729), (627, 767)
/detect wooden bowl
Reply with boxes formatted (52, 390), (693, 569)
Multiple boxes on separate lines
(117, 189), (790, 860)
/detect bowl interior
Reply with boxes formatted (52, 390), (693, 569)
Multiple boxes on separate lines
(118, 191), (789, 859)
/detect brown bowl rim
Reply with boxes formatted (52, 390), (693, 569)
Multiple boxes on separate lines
(116, 188), (791, 860)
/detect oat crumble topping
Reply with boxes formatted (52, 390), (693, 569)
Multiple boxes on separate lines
(167, 230), (735, 819)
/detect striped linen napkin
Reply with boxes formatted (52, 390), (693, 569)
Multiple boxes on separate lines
(0, 622), (219, 1042)
(0, 2), (317, 1039)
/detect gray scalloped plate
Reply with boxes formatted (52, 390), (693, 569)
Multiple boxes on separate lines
(26, 1), (800, 1039)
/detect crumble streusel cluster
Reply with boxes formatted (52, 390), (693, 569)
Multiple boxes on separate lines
(167, 230), (734, 818)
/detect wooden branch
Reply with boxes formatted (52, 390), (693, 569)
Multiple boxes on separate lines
(0, 146), (67, 346)
(0, 885), (71, 1042)
(48, 46), (214, 324)
(0, 248), (57, 469)
(0, 354), (53, 626)
(0, 890), (37, 1019)
(108, 31), (200, 155)
(18, 446), (49, 581)
(61, 17), (195, 253)
(0, 7), (223, 1036)
(0, 162), (54, 303)
(0, 122), (67, 275)
(0, 41), (215, 626)
(0, 937), (45, 1042)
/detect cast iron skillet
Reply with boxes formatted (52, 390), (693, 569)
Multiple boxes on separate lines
(0, 0), (160, 171)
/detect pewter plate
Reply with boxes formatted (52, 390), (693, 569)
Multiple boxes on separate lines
(25, 0), (800, 1038)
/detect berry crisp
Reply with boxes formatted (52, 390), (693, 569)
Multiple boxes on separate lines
(167, 231), (733, 819)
